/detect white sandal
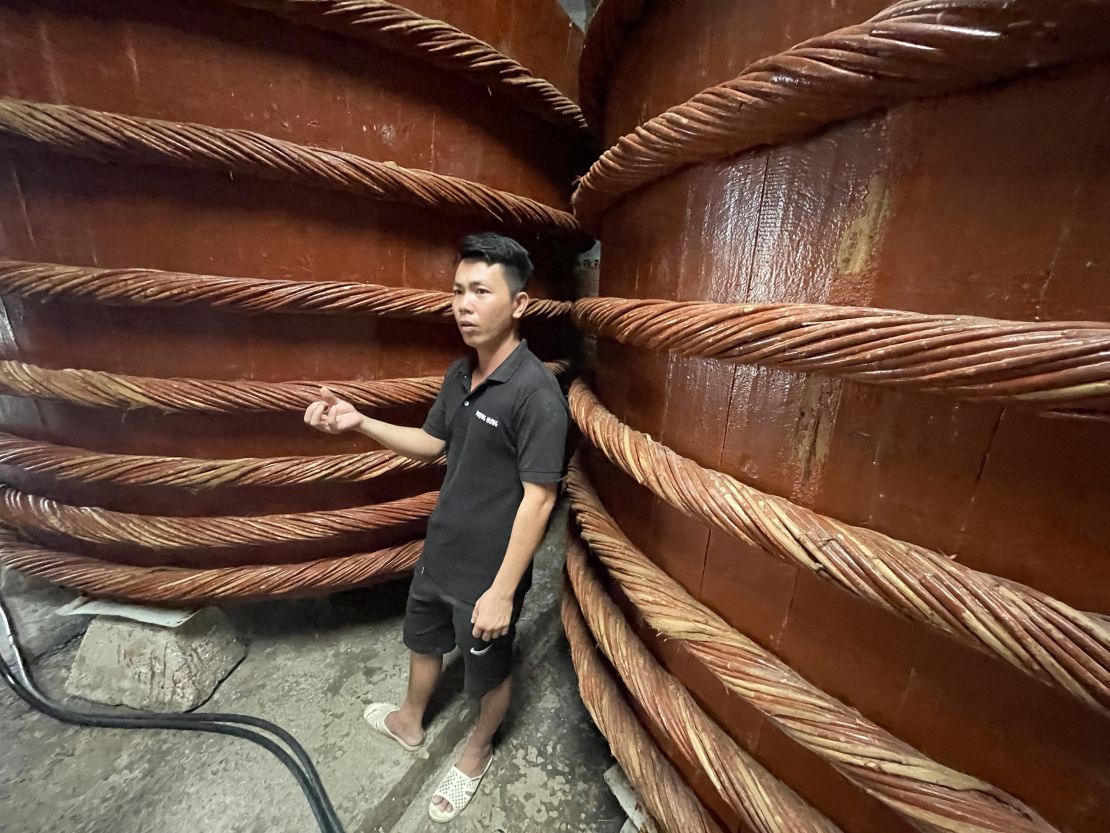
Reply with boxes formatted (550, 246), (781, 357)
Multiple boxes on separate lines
(362, 703), (424, 752)
(428, 753), (494, 823)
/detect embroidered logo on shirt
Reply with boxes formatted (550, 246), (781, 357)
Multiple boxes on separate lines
(475, 410), (500, 428)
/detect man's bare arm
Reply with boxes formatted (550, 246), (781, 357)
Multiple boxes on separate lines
(471, 481), (558, 640)
(355, 416), (445, 463)
(304, 386), (445, 462)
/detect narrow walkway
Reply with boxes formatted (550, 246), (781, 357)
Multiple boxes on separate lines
(0, 504), (623, 833)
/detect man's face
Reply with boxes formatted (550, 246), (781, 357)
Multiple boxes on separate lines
(452, 259), (525, 349)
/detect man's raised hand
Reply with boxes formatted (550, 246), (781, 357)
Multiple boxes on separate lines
(304, 386), (364, 434)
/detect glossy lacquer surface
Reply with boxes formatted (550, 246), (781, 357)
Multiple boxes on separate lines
(588, 3), (1110, 832)
(0, 0), (585, 564)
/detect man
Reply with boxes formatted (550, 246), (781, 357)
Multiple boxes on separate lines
(303, 233), (568, 822)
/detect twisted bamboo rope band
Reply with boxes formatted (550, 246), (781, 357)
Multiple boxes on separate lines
(565, 535), (842, 833)
(562, 587), (724, 833)
(573, 297), (1110, 413)
(569, 380), (1110, 711)
(0, 433), (435, 489)
(0, 259), (572, 320)
(0, 360), (439, 412)
(0, 357), (572, 413)
(566, 460), (1056, 833)
(578, 0), (649, 130)
(224, 0), (590, 135)
(0, 528), (422, 602)
(572, 0), (1110, 228)
(0, 99), (589, 246)
(0, 485), (436, 550)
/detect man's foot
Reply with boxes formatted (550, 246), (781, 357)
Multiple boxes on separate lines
(384, 708), (425, 748)
(363, 703), (425, 751)
(430, 743), (492, 817)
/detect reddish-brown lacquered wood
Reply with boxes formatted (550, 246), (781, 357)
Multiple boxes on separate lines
(586, 3), (1110, 832)
(0, 0), (586, 584)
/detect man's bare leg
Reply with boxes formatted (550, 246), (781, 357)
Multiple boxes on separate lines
(384, 651), (442, 746)
(433, 675), (511, 812)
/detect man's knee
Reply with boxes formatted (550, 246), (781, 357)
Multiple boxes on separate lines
(480, 675), (512, 699)
(463, 646), (514, 699)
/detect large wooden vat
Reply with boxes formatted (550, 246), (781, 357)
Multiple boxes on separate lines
(566, 2), (1110, 833)
(0, 0), (589, 599)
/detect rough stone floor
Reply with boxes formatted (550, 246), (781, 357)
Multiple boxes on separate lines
(0, 502), (625, 833)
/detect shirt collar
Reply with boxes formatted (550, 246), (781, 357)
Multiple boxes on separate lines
(458, 339), (529, 387)
(489, 339), (529, 383)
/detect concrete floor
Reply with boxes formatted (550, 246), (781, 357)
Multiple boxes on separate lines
(0, 502), (625, 833)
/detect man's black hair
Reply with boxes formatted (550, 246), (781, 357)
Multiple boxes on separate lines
(457, 232), (533, 296)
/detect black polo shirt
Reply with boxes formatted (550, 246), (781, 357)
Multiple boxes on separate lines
(420, 340), (569, 603)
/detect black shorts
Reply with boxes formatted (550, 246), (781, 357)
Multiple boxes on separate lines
(402, 566), (526, 698)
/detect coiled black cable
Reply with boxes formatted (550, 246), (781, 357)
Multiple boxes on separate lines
(0, 593), (346, 833)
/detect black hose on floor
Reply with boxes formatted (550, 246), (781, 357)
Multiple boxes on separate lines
(0, 592), (346, 833)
